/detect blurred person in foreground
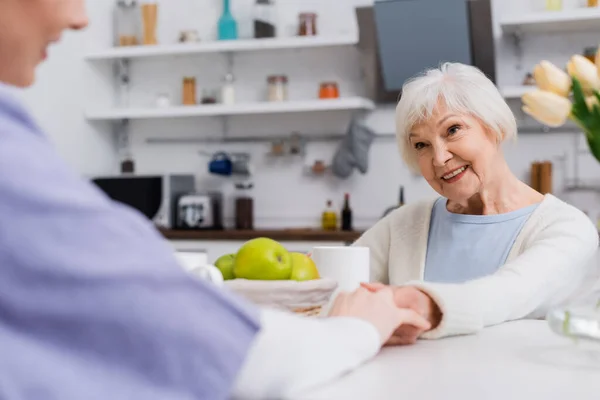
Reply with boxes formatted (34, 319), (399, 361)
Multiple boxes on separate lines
(357, 63), (599, 345)
(0, 1), (431, 399)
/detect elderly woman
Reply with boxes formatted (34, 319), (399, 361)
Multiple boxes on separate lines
(358, 62), (599, 344)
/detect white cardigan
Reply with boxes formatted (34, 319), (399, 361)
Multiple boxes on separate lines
(354, 194), (599, 339)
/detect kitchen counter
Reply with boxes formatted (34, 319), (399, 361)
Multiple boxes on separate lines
(298, 320), (600, 400)
(159, 228), (363, 243)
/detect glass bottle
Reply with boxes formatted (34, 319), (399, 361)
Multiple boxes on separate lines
(545, 0), (562, 11)
(321, 200), (338, 231)
(254, 0), (277, 39)
(221, 73), (236, 105)
(341, 193), (353, 231)
(115, 0), (140, 46)
(218, 0), (238, 40)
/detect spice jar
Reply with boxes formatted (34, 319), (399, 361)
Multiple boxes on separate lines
(115, 0), (140, 46)
(318, 82), (340, 99)
(298, 13), (317, 36)
(267, 75), (288, 102)
(182, 77), (197, 105)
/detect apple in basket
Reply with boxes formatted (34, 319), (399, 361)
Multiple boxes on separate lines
(232, 237), (321, 281)
(225, 238), (334, 316)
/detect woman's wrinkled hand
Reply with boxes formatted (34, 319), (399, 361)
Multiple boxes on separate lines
(328, 286), (431, 345)
(361, 283), (442, 346)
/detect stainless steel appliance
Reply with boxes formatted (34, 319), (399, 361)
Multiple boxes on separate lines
(176, 192), (224, 230)
(91, 174), (196, 228)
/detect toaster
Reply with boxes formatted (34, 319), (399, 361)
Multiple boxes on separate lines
(176, 193), (224, 230)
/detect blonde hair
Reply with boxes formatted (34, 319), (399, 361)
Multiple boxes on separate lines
(395, 62), (517, 171)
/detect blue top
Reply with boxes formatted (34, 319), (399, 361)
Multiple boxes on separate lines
(0, 83), (260, 399)
(424, 197), (539, 284)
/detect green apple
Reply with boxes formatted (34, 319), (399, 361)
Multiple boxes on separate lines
(234, 238), (292, 280)
(214, 253), (236, 280)
(290, 252), (320, 281)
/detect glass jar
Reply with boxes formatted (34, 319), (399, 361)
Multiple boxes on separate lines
(267, 75), (288, 102)
(588, 0), (599, 7)
(182, 77), (197, 105)
(115, 0), (140, 46)
(141, 0), (159, 45)
(254, 0), (277, 39)
(319, 82), (339, 99)
(298, 13), (317, 36)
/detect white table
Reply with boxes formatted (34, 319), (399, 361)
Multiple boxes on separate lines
(299, 320), (600, 400)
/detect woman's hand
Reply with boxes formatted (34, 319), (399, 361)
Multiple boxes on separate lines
(328, 287), (431, 345)
(361, 283), (442, 346)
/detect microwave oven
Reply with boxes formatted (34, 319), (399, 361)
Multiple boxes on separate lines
(91, 174), (196, 229)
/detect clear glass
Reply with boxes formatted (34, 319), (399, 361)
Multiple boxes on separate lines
(115, 0), (140, 46)
(547, 288), (600, 344)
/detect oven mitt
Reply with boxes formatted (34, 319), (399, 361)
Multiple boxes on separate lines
(350, 121), (375, 173)
(331, 120), (375, 179)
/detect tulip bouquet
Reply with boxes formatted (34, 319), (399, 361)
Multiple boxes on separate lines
(521, 51), (600, 163)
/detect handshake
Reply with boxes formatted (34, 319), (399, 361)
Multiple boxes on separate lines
(328, 283), (442, 346)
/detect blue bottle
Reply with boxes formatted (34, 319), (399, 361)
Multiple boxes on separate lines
(218, 0), (238, 40)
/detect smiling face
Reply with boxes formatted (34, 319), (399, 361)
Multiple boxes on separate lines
(0, 0), (88, 87)
(409, 103), (502, 202)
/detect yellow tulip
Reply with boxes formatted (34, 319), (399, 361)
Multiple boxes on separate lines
(586, 95), (599, 112)
(521, 90), (572, 127)
(567, 55), (600, 94)
(533, 61), (571, 97)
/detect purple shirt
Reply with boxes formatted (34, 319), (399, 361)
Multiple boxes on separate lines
(0, 83), (260, 399)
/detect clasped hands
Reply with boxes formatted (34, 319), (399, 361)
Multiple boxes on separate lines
(328, 283), (442, 346)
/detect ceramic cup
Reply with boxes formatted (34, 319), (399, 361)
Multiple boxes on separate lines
(175, 251), (224, 286)
(310, 246), (370, 292)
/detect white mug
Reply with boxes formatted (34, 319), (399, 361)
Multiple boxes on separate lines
(310, 246), (370, 292)
(175, 251), (224, 287)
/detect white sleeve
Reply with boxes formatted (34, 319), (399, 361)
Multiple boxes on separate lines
(231, 308), (380, 399)
(411, 212), (599, 339)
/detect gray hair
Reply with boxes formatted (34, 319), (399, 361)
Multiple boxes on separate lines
(395, 62), (517, 171)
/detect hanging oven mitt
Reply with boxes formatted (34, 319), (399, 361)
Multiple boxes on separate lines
(331, 119), (375, 179)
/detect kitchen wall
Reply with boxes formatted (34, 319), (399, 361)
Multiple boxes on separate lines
(18, 0), (600, 229)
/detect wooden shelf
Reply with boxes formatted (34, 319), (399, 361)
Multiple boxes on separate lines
(86, 98), (375, 121)
(85, 35), (358, 61)
(160, 228), (363, 242)
(500, 8), (600, 34)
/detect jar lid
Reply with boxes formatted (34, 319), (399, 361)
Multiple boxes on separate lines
(267, 75), (288, 83)
(299, 12), (317, 18)
(320, 81), (338, 87)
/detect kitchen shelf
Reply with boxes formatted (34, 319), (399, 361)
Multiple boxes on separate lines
(500, 85), (534, 99)
(86, 97), (376, 121)
(159, 228), (363, 242)
(500, 8), (600, 34)
(85, 35), (358, 61)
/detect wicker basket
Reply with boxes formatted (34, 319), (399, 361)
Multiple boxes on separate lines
(224, 278), (338, 317)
